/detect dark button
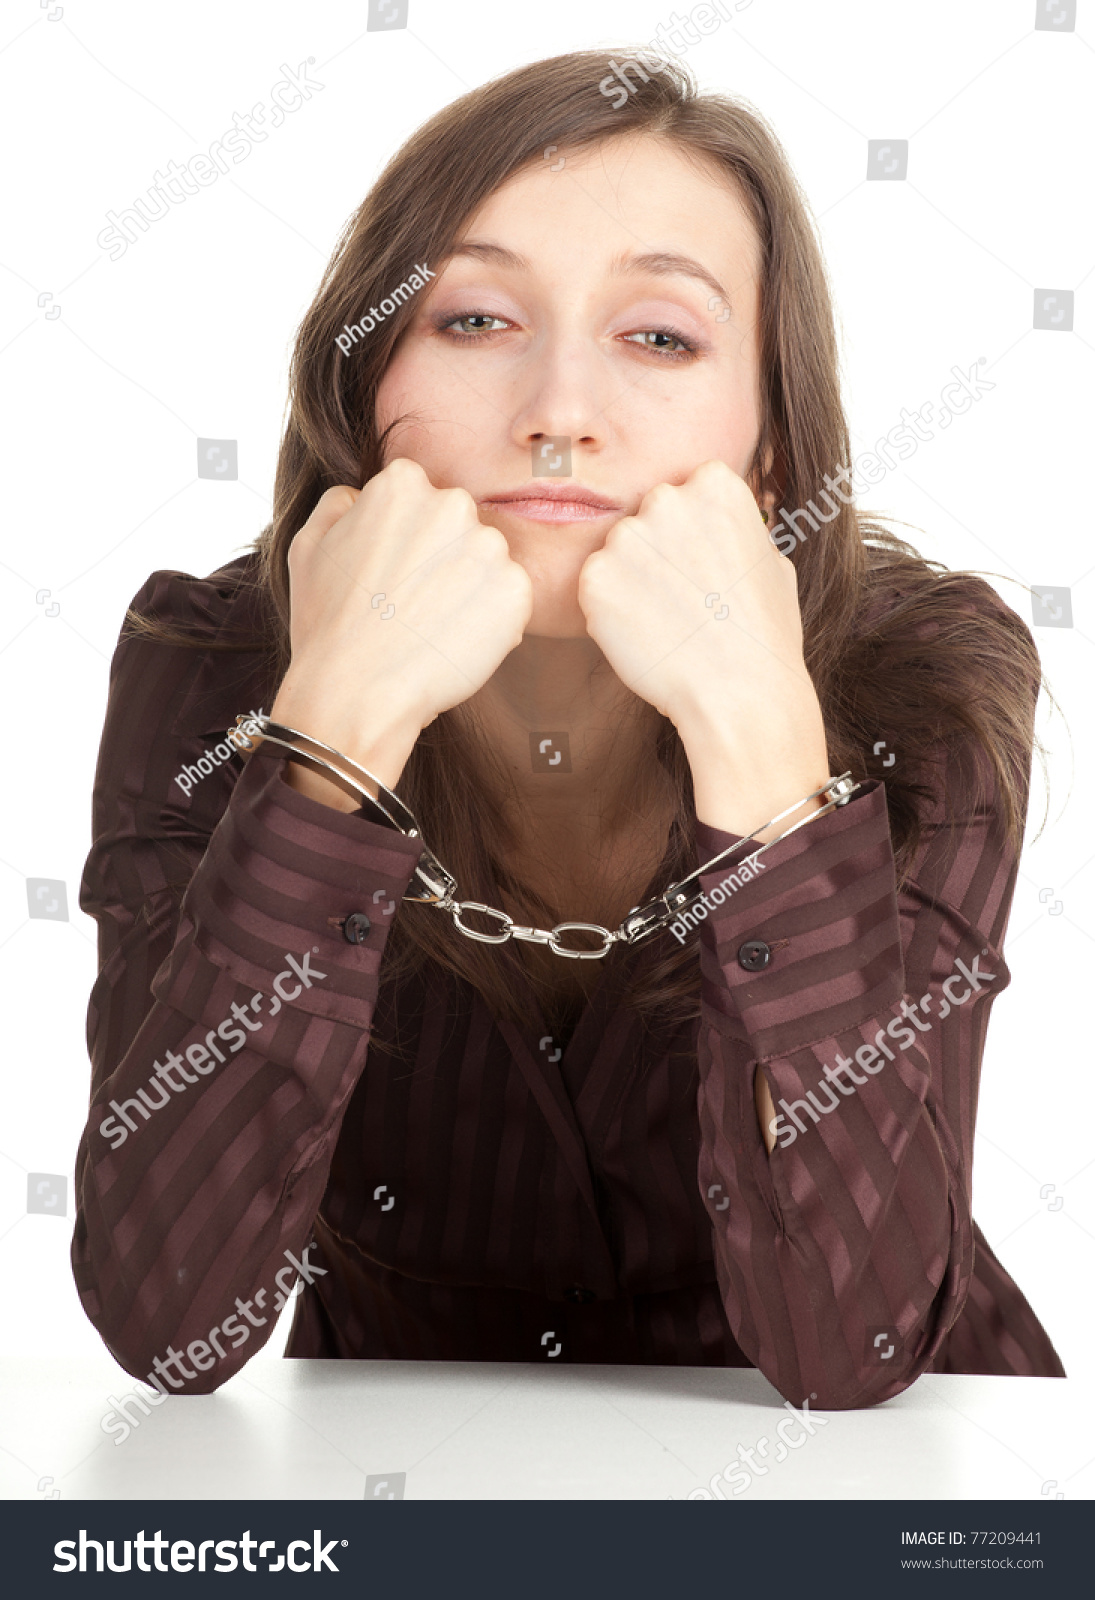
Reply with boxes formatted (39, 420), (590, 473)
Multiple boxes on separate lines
(565, 1286), (596, 1305)
(737, 939), (772, 972)
(343, 912), (372, 944)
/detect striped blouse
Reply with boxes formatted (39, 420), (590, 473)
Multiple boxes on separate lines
(71, 555), (1066, 1410)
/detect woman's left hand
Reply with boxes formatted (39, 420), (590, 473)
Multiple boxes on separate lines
(576, 459), (831, 837)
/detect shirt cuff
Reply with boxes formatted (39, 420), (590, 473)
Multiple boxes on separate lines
(690, 780), (905, 1059)
(158, 743), (425, 1028)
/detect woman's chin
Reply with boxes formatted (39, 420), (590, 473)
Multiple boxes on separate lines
(505, 578), (589, 641)
(521, 601), (593, 641)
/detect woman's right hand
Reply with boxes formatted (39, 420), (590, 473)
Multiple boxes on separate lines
(269, 457), (533, 804)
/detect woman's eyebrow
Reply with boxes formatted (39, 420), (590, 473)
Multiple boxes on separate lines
(443, 241), (731, 310)
(444, 240), (526, 271)
(611, 250), (730, 308)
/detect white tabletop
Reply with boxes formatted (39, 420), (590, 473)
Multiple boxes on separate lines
(1, 1357), (1089, 1501)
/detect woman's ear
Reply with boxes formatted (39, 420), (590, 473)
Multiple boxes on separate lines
(747, 441), (781, 522)
(747, 471), (779, 523)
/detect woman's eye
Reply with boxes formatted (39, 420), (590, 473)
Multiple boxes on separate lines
(622, 328), (696, 359)
(443, 313), (510, 337)
(436, 315), (698, 357)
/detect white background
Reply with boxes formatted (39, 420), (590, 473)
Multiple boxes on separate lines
(0, 0), (1091, 1421)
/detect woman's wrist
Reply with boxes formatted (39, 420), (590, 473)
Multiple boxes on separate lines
(678, 699), (830, 839)
(267, 678), (422, 808)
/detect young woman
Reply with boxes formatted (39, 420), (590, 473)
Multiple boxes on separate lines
(72, 49), (1064, 1411)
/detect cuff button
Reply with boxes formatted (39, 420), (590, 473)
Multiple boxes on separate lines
(343, 911), (372, 944)
(737, 939), (772, 972)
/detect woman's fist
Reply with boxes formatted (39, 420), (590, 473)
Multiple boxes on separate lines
(271, 458), (533, 789)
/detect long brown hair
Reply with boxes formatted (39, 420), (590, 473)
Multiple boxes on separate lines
(128, 48), (1047, 1031)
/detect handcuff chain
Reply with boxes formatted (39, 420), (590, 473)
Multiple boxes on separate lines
(231, 713), (860, 961)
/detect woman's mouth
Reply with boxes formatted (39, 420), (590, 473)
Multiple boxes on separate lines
(479, 483), (623, 524)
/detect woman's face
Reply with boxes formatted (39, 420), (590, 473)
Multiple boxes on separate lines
(374, 133), (769, 639)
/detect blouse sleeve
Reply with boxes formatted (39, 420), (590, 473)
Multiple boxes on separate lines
(691, 616), (1035, 1410)
(71, 570), (423, 1393)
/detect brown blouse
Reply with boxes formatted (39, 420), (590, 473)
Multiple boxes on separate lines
(71, 555), (1066, 1409)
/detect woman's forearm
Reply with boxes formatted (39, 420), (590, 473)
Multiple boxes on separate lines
(74, 750), (422, 1392)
